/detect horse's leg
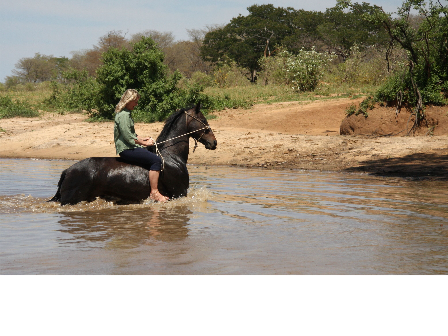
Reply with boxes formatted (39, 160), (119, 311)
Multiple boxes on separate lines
(158, 161), (189, 199)
(48, 169), (67, 202)
(59, 167), (97, 205)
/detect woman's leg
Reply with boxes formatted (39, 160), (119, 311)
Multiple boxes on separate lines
(119, 148), (168, 202)
(149, 170), (168, 202)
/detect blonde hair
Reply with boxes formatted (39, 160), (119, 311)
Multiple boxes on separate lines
(115, 89), (141, 113)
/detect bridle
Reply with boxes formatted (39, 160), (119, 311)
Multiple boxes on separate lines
(184, 111), (212, 151)
(152, 111), (212, 171)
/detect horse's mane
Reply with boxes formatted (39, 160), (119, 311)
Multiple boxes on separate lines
(157, 106), (193, 142)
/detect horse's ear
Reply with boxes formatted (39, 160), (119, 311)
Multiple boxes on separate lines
(195, 103), (201, 114)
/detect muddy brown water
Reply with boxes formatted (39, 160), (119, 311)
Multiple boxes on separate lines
(1, 158), (448, 274)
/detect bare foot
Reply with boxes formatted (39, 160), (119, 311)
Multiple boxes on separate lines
(150, 191), (169, 203)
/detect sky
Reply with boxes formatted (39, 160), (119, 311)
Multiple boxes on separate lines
(0, 0), (405, 82)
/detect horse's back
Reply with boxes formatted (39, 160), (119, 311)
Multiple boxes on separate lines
(58, 157), (149, 205)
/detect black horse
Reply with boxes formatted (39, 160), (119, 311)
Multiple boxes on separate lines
(49, 104), (217, 205)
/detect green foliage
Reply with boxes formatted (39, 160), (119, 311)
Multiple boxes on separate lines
(325, 45), (401, 86)
(259, 48), (334, 91)
(0, 95), (39, 119)
(211, 62), (251, 88)
(201, 92), (253, 111)
(258, 48), (289, 85)
(375, 70), (410, 104)
(281, 10), (325, 52)
(201, 2), (389, 79)
(45, 69), (100, 112)
(376, 68), (447, 107)
(4, 76), (22, 90)
(12, 53), (70, 84)
(201, 5), (300, 79)
(286, 48), (335, 91)
(93, 37), (205, 121)
(359, 0), (448, 113)
(12, 0), (448, 124)
(318, 2), (389, 59)
(346, 96), (376, 117)
(189, 71), (214, 88)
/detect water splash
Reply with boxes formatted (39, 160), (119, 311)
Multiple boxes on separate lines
(0, 184), (213, 214)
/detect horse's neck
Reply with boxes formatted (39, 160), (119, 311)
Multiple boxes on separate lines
(159, 121), (190, 163)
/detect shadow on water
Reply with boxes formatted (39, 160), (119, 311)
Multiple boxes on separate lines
(346, 152), (448, 180)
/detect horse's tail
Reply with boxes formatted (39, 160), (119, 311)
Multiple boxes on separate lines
(47, 169), (67, 203)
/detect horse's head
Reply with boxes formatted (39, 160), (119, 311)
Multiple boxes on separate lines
(186, 104), (217, 150)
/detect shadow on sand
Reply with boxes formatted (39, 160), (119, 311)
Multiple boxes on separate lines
(345, 152), (448, 180)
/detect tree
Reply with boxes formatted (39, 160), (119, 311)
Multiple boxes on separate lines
(94, 37), (203, 121)
(69, 31), (129, 77)
(282, 10), (325, 53)
(201, 4), (300, 81)
(130, 30), (175, 50)
(70, 49), (103, 77)
(184, 28), (213, 75)
(12, 53), (58, 83)
(4, 76), (22, 89)
(360, 0), (448, 127)
(98, 30), (128, 50)
(52, 57), (70, 82)
(317, 2), (389, 59)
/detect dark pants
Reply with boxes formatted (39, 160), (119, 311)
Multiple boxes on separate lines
(119, 147), (162, 171)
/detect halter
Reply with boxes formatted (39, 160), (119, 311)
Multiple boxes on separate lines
(184, 111), (212, 151)
(153, 111), (212, 171)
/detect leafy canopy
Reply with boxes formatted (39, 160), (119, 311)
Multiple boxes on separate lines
(201, 4), (299, 79)
(358, 0), (448, 109)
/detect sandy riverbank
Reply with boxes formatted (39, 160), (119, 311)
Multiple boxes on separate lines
(1, 97), (448, 179)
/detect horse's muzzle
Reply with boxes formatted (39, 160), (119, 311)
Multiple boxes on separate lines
(205, 139), (217, 150)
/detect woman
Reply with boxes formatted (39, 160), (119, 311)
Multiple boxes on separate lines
(114, 89), (168, 202)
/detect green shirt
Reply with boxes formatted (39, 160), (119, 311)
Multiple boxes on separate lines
(114, 109), (143, 155)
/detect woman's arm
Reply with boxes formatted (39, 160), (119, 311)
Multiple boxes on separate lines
(116, 112), (155, 147)
(135, 136), (154, 146)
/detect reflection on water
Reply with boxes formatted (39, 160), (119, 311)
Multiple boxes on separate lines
(0, 158), (448, 274)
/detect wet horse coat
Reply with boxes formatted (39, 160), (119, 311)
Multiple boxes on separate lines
(49, 104), (217, 205)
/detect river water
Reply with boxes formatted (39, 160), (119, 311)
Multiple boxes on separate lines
(1, 158), (448, 274)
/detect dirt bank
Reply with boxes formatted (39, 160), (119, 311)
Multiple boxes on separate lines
(1, 97), (448, 179)
(340, 104), (448, 136)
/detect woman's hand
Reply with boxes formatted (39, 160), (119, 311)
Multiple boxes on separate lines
(135, 136), (155, 146)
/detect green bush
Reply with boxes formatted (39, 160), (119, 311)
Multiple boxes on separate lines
(287, 48), (335, 91)
(360, 0), (448, 113)
(44, 37), (214, 121)
(211, 62), (251, 88)
(92, 37), (208, 122)
(4, 76), (21, 90)
(258, 51), (289, 85)
(259, 48), (334, 91)
(182, 71), (214, 89)
(375, 69), (446, 107)
(0, 95), (39, 118)
(346, 96), (375, 117)
(325, 46), (403, 86)
(46, 69), (100, 112)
